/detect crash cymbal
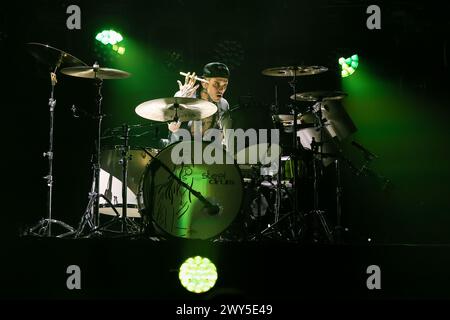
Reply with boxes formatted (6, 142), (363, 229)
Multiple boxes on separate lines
(60, 65), (131, 79)
(27, 42), (88, 69)
(290, 91), (348, 102)
(262, 66), (328, 77)
(135, 97), (218, 122)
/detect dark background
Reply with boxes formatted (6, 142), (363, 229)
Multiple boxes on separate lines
(1, 0), (449, 244)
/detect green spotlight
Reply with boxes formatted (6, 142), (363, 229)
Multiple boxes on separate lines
(95, 29), (126, 56)
(339, 54), (359, 78)
(179, 256), (218, 294)
(95, 29), (123, 45)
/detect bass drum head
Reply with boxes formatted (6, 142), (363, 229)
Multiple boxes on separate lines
(139, 141), (243, 240)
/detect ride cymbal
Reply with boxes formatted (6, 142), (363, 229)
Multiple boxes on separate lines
(262, 66), (328, 77)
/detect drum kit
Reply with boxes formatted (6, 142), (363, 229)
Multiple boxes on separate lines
(25, 43), (363, 243)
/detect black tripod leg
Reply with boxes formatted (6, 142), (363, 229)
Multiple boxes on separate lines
(76, 194), (97, 237)
(316, 210), (334, 243)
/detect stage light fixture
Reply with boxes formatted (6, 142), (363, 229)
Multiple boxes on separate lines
(95, 29), (123, 45)
(339, 54), (359, 78)
(179, 256), (218, 293)
(95, 29), (126, 56)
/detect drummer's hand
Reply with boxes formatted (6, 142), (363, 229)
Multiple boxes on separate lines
(177, 72), (199, 97)
(168, 121), (181, 133)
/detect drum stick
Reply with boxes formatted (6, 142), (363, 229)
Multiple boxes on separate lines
(179, 72), (209, 83)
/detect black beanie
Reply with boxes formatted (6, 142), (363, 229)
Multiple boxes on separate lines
(202, 62), (230, 78)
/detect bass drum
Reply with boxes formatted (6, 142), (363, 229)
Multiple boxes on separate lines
(138, 140), (244, 240)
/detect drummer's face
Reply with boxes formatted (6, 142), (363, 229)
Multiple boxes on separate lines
(203, 77), (228, 102)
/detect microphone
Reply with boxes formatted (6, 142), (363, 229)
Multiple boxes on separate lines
(352, 141), (378, 159)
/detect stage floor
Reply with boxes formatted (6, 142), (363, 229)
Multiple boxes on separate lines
(2, 238), (450, 301)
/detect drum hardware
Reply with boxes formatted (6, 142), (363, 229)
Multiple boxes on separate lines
(59, 62), (131, 237)
(334, 158), (343, 244)
(299, 95), (346, 243)
(298, 92), (359, 243)
(91, 124), (142, 235)
(284, 67), (305, 236)
(307, 138), (334, 243)
(260, 67), (356, 243)
(96, 123), (164, 235)
(25, 43), (87, 237)
(258, 67), (307, 240)
(349, 141), (391, 190)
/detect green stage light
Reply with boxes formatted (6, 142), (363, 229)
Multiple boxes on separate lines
(179, 256), (218, 294)
(95, 29), (123, 45)
(339, 54), (359, 77)
(95, 29), (126, 56)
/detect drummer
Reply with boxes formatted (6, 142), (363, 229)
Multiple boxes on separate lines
(167, 62), (230, 143)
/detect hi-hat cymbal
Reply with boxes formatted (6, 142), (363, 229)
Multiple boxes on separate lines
(27, 42), (88, 69)
(60, 65), (131, 79)
(290, 91), (348, 102)
(262, 66), (328, 77)
(135, 97), (218, 122)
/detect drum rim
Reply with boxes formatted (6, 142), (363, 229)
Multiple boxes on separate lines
(137, 139), (245, 240)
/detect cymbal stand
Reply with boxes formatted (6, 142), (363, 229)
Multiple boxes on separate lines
(334, 158), (343, 244)
(27, 63), (75, 237)
(288, 70), (302, 223)
(89, 124), (141, 235)
(120, 124), (131, 232)
(252, 69), (304, 240)
(73, 63), (111, 237)
(307, 98), (334, 243)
